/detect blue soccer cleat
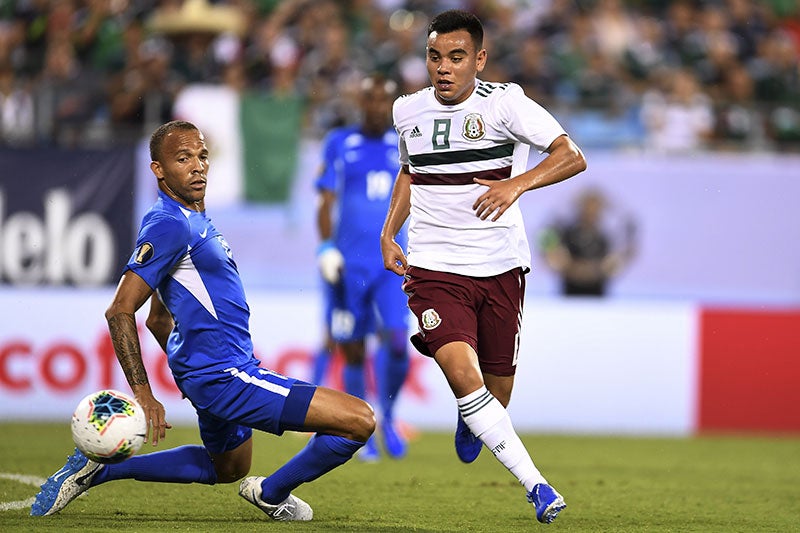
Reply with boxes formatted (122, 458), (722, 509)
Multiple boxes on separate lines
(30, 448), (104, 516)
(454, 414), (482, 463)
(527, 483), (567, 524)
(381, 418), (407, 459)
(357, 435), (380, 462)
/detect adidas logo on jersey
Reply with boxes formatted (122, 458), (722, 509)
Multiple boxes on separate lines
(410, 126), (422, 138)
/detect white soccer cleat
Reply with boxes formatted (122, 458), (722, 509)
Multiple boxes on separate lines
(238, 476), (313, 521)
(30, 448), (104, 516)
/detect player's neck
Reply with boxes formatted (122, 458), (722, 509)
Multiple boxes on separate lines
(160, 183), (205, 212)
(361, 124), (386, 138)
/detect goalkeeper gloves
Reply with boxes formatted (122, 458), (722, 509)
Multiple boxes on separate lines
(317, 240), (344, 284)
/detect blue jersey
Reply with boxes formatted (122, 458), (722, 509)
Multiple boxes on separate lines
(315, 126), (407, 267)
(126, 191), (256, 380)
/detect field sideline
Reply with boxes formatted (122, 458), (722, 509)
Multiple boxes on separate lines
(1, 423), (798, 532)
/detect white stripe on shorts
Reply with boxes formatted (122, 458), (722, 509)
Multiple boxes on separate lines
(224, 367), (290, 397)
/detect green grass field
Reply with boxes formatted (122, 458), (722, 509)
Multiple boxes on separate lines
(1, 423), (798, 532)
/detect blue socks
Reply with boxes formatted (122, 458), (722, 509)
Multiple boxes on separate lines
(86, 435), (363, 503)
(312, 346), (332, 385)
(343, 362), (366, 400)
(375, 337), (409, 420)
(90, 445), (217, 486)
(260, 434), (363, 504)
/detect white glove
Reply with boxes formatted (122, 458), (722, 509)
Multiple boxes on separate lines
(317, 241), (344, 284)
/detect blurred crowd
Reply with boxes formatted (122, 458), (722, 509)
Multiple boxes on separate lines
(1, 0), (799, 152)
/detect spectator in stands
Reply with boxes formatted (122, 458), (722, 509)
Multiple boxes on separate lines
(591, 0), (638, 64)
(726, 0), (770, 62)
(713, 62), (765, 149)
(297, 18), (364, 137)
(0, 60), (35, 145)
(640, 67), (714, 153)
(509, 34), (558, 107)
(36, 36), (105, 147)
(621, 14), (668, 89)
(107, 37), (184, 143)
(72, 0), (130, 72)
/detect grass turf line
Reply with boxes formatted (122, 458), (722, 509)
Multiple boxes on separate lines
(1, 423), (798, 532)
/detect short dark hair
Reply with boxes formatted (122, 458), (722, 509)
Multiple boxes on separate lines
(428, 10), (483, 50)
(361, 72), (398, 97)
(149, 120), (198, 162)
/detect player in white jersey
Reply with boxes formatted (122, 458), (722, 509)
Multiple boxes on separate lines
(380, 10), (586, 525)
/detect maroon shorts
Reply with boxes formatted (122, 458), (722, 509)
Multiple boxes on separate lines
(402, 266), (526, 376)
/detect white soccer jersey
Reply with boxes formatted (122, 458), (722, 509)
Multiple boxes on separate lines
(393, 79), (567, 277)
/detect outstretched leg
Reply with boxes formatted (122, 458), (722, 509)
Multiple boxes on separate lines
(239, 386), (375, 521)
(31, 444), (221, 516)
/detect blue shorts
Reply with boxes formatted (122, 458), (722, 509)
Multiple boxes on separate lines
(176, 361), (316, 454)
(328, 263), (408, 342)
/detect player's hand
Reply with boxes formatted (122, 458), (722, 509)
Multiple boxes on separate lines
(472, 177), (523, 222)
(317, 241), (344, 284)
(381, 238), (407, 276)
(132, 385), (171, 446)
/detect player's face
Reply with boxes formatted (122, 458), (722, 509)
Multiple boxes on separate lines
(361, 85), (393, 136)
(426, 29), (486, 105)
(150, 128), (209, 210)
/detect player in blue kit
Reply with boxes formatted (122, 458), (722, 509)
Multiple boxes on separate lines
(315, 74), (410, 461)
(31, 120), (375, 521)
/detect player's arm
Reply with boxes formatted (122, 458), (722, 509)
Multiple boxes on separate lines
(145, 292), (173, 354)
(528, 134), (588, 191)
(380, 165), (412, 276)
(316, 188), (344, 284)
(474, 135), (587, 221)
(105, 270), (171, 445)
(317, 188), (336, 242)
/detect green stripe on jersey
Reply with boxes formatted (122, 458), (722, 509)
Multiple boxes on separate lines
(475, 81), (508, 97)
(410, 143), (514, 167)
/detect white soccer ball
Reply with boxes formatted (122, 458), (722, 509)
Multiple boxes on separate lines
(71, 389), (147, 464)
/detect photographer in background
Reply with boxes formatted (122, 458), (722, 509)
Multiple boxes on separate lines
(539, 188), (637, 297)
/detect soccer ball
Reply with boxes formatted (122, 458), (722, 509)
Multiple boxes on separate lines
(71, 389), (147, 464)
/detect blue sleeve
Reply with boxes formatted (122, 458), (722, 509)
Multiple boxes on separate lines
(125, 212), (191, 290)
(315, 130), (341, 193)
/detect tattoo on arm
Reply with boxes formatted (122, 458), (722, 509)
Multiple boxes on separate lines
(107, 313), (149, 387)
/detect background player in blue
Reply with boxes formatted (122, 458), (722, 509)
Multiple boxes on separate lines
(315, 74), (410, 461)
(31, 120), (375, 521)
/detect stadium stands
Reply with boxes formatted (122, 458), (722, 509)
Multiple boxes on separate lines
(0, 0), (797, 152)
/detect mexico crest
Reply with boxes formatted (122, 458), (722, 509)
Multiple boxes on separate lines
(421, 308), (442, 330)
(462, 113), (485, 141)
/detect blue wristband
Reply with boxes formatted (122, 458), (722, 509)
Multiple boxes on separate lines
(317, 240), (336, 255)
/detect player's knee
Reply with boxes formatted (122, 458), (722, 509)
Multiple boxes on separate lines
(213, 455), (251, 484)
(214, 463), (250, 484)
(351, 399), (376, 442)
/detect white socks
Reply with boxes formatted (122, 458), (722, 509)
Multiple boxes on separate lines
(457, 386), (546, 491)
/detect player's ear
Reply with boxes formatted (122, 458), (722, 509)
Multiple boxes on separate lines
(150, 161), (164, 180)
(476, 48), (487, 73)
